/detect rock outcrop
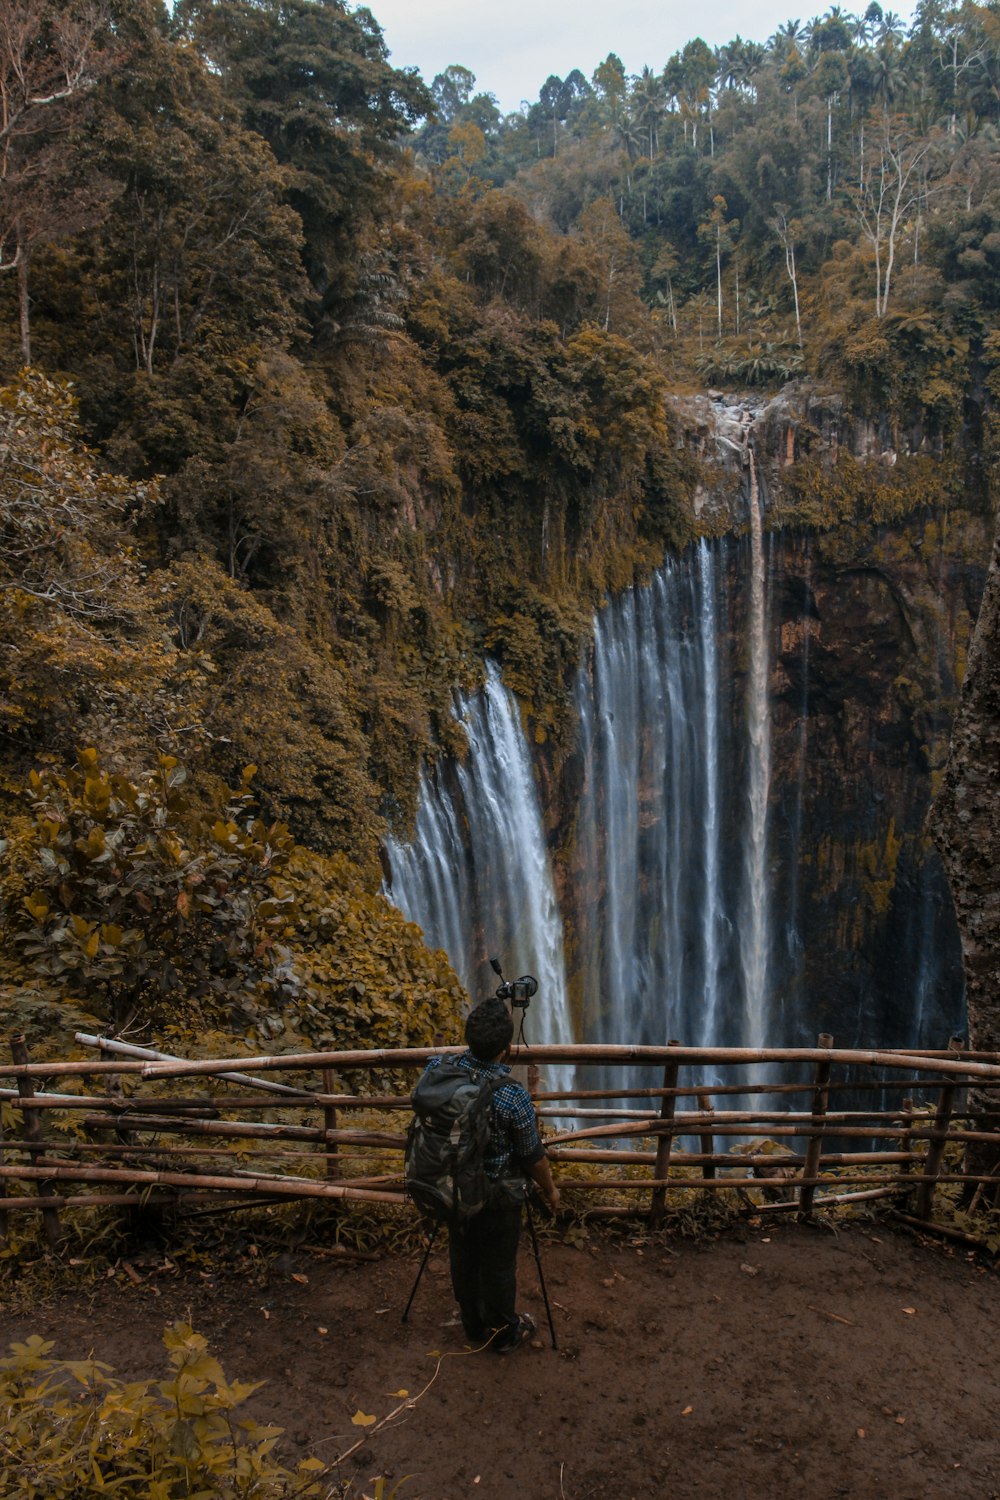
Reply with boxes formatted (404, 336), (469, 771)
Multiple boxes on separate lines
(930, 506), (1000, 1059)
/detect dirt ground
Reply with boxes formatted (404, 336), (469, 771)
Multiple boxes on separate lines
(2, 1216), (998, 1500)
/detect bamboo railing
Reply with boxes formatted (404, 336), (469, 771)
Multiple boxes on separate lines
(1, 1029), (999, 1249)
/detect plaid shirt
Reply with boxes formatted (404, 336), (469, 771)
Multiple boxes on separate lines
(423, 1051), (544, 1180)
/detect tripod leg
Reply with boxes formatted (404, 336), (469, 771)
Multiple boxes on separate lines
(524, 1198), (558, 1350)
(401, 1221), (439, 1323)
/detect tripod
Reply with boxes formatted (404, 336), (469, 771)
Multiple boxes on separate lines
(401, 1219), (439, 1324)
(400, 1197), (558, 1350)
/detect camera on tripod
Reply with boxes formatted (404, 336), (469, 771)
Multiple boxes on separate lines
(489, 955), (537, 1009)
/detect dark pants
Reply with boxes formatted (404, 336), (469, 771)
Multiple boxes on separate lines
(447, 1198), (522, 1341)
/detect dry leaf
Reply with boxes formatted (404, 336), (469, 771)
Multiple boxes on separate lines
(391, 1389), (409, 1398)
(351, 1410), (376, 1427)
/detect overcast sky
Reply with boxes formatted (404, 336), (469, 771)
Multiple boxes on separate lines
(365, 1), (917, 115)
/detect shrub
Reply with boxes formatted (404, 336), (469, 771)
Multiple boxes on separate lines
(0, 1322), (330, 1498)
(1, 750), (298, 1034)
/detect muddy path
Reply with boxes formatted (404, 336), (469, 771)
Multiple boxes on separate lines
(2, 1218), (998, 1500)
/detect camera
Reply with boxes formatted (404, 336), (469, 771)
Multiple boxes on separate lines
(489, 956), (537, 1009)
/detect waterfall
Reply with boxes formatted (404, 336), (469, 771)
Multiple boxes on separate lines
(385, 529), (963, 1076)
(740, 450), (772, 1047)
(383, 663), (574, 1086)
(573, 536), (772, 1053)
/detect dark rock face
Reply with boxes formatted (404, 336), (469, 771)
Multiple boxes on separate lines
(929, 509), (1000, 1057)
(764, 522), (984, 1047)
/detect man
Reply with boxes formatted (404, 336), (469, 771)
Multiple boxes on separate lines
(424, 995), (560, 1353)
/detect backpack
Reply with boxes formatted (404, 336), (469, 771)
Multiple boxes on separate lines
(404, 1062), (502, 1223)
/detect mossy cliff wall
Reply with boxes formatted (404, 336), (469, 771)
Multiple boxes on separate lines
(930, 502), (1000, 1061)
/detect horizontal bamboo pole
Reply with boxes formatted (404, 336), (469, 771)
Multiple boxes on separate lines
(131, 1043), (1000, 1083)
(0, 1192), (183, 1211)
(75, 1034), (312, 1098)
(547, 1147), (916, 1167)
(0, 1162), (406, 1205)
(539, 1105), (942, 1126)
(544, 1118), (951, 1145)
(555, 1171), (997, 1191)
(0, 1088), (413, 1113)
(752, 1185), (902, 1213)
(76, 1111), (404, 1147)
(0, 1059), (149, 1078)
(4, 1087), (970, 1119)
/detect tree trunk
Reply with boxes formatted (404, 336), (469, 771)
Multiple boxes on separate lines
(16, 230), (30, 367)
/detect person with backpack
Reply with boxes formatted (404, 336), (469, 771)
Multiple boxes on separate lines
(408, 995), (560, 1353)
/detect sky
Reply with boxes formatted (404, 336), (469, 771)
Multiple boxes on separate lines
(364, 1), (918, 115)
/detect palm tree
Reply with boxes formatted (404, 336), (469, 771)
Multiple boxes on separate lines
(631, 65), (667, 157)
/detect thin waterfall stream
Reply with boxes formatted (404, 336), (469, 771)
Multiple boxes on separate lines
(740, 447), (772, 1051)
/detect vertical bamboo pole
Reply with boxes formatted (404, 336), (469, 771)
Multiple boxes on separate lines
(650, 1042), (680, 1228)
(0, 1090), (7, 1244)
(11, 1035), (61, 1250)
(322, 1068), (339, 1180)
(697, 1090), (716, 1180)
(797, 1033), (833, 1220)
(916, 1037), (964, 1220)
(898, 1097), (914, 1186)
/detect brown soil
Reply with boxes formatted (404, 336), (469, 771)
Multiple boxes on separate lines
(2, 1219), (998, 1500)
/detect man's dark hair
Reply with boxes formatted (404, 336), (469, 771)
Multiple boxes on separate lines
(465, 997), (513, 1060)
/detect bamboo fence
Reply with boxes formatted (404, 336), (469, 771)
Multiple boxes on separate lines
(1, 1029), (999, 1249)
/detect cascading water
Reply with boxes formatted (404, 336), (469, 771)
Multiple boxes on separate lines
(571, 534), (773, 1056)
(385, 529), (965, 1076)
(740, 449), (772, 1050)
(383, 663), (574, 1088)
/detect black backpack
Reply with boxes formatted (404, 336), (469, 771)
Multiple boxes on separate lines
(404, 1062), (502, 1223)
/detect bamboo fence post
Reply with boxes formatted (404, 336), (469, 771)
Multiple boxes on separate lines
(916, 1037), (964, 1220)
(697, 1090), (716, 1181)
(11, 1035), (61, 1249)
(322, 1068), (340, 1180)
(798, 1033), (833, 1220)
(0, 1086), (6, 1244)
(898, 1097), (914, 1186)
(650, 1041), (681, 1228)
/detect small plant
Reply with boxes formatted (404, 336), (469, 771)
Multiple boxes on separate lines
(0, 1321), (330, 1498)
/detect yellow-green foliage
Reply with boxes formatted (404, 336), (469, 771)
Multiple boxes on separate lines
(0, 1323), (329, 1499)
(0, 751), (298, 1034)
(278, 849), (466, 1052)
(769, 453), (962, 532)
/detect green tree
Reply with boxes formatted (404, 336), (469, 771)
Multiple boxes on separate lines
(176, 0), (430, 326)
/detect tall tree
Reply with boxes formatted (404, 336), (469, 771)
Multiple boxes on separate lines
(854, 118), (935, 315)
(176, 0), (429, 326)
(0, 0), (116, 362)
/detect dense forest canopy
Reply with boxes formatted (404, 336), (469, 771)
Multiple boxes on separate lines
(0, 0), (998, 1050)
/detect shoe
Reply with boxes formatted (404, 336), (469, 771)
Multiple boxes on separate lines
(493, 1313), (536, 1354)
